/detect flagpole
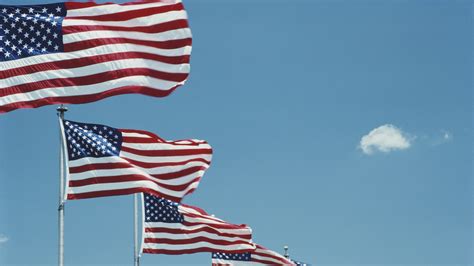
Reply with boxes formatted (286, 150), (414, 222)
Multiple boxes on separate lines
(134, 194), (139, 266)
(57, 105), (68, 266)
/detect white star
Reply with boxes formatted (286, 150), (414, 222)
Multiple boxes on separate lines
(4, 51), (10, 57)
(15, 8), (20, 14)
(28, 47), (34, 54)
(1, 8), (7, 13)
(53, 32), (58, 38)
(46, 28), (51, 34)
(4, 29), (9, 34)
(28, 8), (34, 13)
(54, 45), (59, 51)
(4, 40), (10, 46)
(42, 8), (47, 13)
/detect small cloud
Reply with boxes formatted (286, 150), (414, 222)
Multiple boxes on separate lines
(443, 131), (452, 141)
(431, 130), (453, 146)
(359, 124), (412, 155)
(0, 234), (8, 244)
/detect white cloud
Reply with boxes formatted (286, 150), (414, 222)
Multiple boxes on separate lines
(443, 131), (452, 141)
(0, 234), (8, 244)
(359, 124), (412, 155)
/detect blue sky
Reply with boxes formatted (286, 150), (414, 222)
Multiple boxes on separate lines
(0, 0), (472, 265)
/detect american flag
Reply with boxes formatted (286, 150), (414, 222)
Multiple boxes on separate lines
(0, 0), (191, 113)
(62, 120), (211, 202)
(212, 245), (296, 265)
(142, 193), (256, 255)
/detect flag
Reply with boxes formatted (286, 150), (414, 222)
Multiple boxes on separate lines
(212, 245), (296, 265)
(0, 0), (191, 113)
(62, 120), (211, 202)
(142, 193), (256, 254)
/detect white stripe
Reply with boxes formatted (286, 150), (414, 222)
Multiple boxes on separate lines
(63, 28), (192, 44)
(122, 132), (154, 138)
(122, 142), (211, 151)
(145, 222), (252, 236)
(64, 10), (187, 28)
(67, 1), (180, 17)
(68, 179), (198, 198)
(0, 75), (183, 107)
(68, 156), (122, 168)
(142, 242), (254, 252)
(144, 231), (251, 243)
(0, 43), (191, 72)
(1, 59), (189, 89)
(70, 167), (206, 186)
(120, 151), (212, 163)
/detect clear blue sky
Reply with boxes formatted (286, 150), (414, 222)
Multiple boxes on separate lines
(0, 0), (472, 265)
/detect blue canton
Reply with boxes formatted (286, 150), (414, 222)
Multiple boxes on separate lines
(63, 120), (122, 161)
(212, 252), (251, 261)
(0, 3), (66, 61)
(144, 194), (184, 223)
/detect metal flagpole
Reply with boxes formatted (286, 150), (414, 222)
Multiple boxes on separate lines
(284, 245), (289, 259)
(134, 194), (140, 266)
(57, 105), (68, 266)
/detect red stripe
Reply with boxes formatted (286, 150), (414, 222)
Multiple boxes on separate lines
(122, 157), (211, 168)
(65, 1), (176, 11)
(64, 37), (192, 52)
(143, 247), (255, 255)
(69, 162), (133, 174)
(0, 52), (189, 86)
(63, 19), (188, 35)
(0, 84), (179, 114)
(144, 237), (253, 247)
(67, 187), (181, 202)
(67, 3), (184, 22)
(1, 68), (188, 98)
(121, 146), (212, 156)
(68, 174), (201, 192)
(145, 227), (252, 239)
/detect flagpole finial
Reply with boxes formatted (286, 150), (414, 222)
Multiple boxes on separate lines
(284, 245), (289, 258)
(57, 104), (68, 113)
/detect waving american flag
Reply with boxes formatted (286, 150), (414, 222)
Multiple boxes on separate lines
(212, 245), (296, 265)
(142, 193), (256, 255)
(62, 120), (211, 202)
(0, 0), (191, 113)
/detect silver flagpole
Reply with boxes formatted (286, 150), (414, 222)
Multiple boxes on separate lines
(134, 194), (139, 266)
(57, 105), (68, 266)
